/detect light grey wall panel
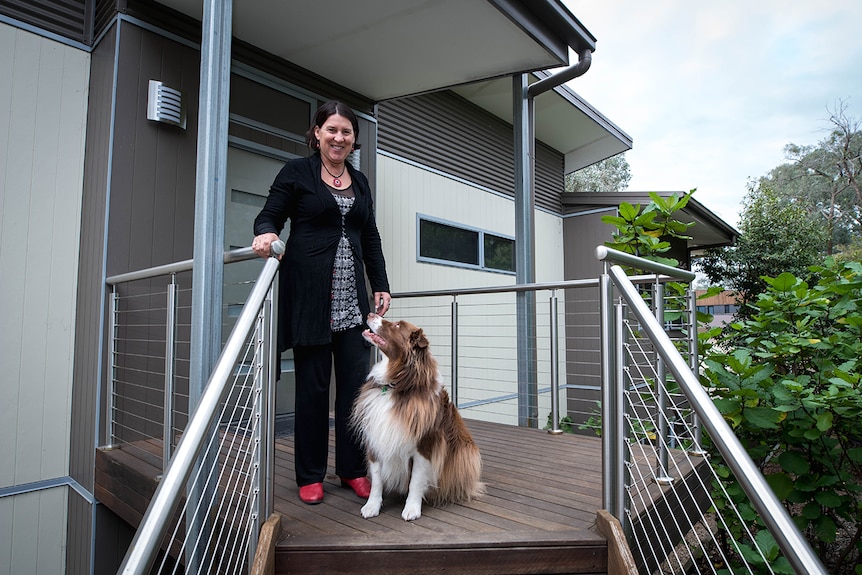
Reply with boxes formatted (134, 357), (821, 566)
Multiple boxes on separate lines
(0, 21), (89, 575)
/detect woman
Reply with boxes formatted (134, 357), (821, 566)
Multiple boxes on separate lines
(252, 100), (391, 505)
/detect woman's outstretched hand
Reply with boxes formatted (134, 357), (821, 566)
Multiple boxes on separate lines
(374, 292), (391, 316)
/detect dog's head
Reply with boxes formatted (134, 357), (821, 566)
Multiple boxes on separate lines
(362, 313), (429, 361)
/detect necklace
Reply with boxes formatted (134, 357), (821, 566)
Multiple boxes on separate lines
(322, 161), (346, 188)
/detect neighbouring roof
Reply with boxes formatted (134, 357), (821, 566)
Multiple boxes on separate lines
(562, 191), (739, 250)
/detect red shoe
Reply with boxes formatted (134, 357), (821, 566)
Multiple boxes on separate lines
(298, 482), (324, 504)
(340, 476), (371, 498)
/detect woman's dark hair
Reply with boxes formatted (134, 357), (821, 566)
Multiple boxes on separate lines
(305, 100), (361, 151)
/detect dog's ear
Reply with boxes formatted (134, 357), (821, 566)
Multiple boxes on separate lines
(410, 327), (429, 350)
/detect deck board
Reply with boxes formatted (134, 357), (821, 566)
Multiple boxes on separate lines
(96, 418), (708, 574)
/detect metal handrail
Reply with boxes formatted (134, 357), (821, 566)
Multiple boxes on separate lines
(595, 245), (697, 282)
(117, 242), (283, 575)
(605, 259), (826, 574)
(105, 246), (258, 286)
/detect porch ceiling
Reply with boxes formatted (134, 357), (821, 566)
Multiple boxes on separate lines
(156, 0), (577, 101)
(156, 0), (629, 167)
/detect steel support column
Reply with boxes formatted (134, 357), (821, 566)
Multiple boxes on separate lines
(188, 0), (232, 571)
(513, 74), (538, 428)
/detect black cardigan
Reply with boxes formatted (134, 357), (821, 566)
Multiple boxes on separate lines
(253, 153), (390, 350)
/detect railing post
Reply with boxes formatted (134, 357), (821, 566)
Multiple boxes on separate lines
(600, 270), (624, 520)
(451, 296), (458, 407)
(613, 300), (630, 534)
(163, 274), (178, 468)
(686, 287), (706, 456)
(248, 300), (266, 571)
(263, 272), (278, 521)
(653, 282), (673, 484)
(108, 288), (119, 447)
(548, 290), (562, 435)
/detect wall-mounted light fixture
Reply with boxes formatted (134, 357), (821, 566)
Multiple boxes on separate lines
(146, 80), (186, 129)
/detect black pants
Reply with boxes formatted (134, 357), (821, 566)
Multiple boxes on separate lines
(292, 326), (369, 487)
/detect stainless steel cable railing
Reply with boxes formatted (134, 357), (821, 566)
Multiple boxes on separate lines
(598, 246), (826, 575)
(112, 242), (282, 575)
(104, 242), (827, 574)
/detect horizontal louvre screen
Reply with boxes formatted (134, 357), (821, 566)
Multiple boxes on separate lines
(0, 0), (89, 43)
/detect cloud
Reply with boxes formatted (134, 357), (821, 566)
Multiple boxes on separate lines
(564, 1), (862, 227)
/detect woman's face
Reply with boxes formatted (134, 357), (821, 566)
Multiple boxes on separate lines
(315, 113), (355, 165)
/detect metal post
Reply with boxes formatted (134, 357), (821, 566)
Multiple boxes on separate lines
(451, 297), (459, 407)
(613, 300), (629, 532)
(108, 288), (119, 447)
(687, 287), (706, 456)
(163, 275), (178, 468)
(248, 302), (265, 571)
(513, 73), (538, 428)
(548, 291), (562, 435)
(188, 0), (233, 570)
(599, 271), (619, 515)
(654, 282), (673, 484)
(263, 272), (279, 520)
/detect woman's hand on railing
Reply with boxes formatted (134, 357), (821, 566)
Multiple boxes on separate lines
(252, 233), (282, 260)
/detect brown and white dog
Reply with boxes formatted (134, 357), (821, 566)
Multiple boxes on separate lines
(351, 313), (484, 521)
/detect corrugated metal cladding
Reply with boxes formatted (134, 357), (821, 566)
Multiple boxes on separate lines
(93, 0), (115, 39)
(377, 91), (565, 214)
(0, 0), (92, 44)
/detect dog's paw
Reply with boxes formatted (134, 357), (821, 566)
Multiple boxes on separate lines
(401, 502), (422, 521)
(361, 499), (382, 518)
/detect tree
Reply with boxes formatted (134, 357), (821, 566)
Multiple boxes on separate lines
(565, 153), (631, 193)
(760, 100), (862, 255)
(698, 184), (826, 314)
(701, 260), (862, 574)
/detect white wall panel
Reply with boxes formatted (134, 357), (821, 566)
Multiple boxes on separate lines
(0, 23), (89, 575)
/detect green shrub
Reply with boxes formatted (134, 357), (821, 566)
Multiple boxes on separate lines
(701, 259), (862, 573)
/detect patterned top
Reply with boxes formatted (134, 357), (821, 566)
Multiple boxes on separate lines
(329, 185), (363, 332)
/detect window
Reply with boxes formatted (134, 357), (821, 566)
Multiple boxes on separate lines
(417, 215), (515, 274)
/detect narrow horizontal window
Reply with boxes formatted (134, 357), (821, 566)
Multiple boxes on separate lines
(419, 219), (479, 266)
(417, 215), (515, 275)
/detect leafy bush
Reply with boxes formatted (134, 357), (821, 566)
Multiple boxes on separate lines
(701, 259), (862, 573)
(600, 190), (695, 268)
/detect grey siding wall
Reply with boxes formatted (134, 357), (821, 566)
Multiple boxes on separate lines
(562, 210), (613, 429)
(68, 20), (114, 575)
(377, 91), (564, 214)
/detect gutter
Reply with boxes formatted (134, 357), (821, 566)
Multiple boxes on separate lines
(528, 47), (593, 98)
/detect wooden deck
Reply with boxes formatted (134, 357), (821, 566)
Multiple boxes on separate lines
(96, 419), (708, 575)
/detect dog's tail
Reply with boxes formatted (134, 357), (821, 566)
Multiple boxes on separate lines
(430, 405), (485, 503)
(431, 436), (485, 505)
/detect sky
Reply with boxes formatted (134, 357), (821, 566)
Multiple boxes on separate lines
(562, 1), (862, 228)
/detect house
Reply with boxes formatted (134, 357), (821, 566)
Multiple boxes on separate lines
(695, 289), (741, 328)
(557, 192), (738, 426)
(0, 1), (736, 572)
